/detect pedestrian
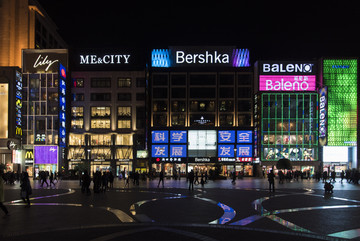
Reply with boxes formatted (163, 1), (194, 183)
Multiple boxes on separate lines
(188, 170), (194, 191)
(330, 170), (336, 183)
(124, 171), (130, 189)
(194, 170), (199, 185)
(40, 171), (49, 187)
(231, 171), (236, 184)
(324, 181), (334, 194)
(200, 173), (205, 187)
(49, 172), (56, 186)
(108, 171), (114, 189)
(268, 170), (275, 192)
(81, 170), (91, 195)
(0, 168), (9, 216)
(20, 172), (32, 207)
(340, 170), (345, 183)
(157, 170), (164, 188)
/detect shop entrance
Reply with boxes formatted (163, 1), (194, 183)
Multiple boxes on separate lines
(187, 163), (215, 175)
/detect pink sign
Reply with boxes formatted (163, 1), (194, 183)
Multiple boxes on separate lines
(259, 75), (316, 91)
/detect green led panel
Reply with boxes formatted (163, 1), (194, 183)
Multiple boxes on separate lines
(260, 93), (318, 161)
(323, 59), (357, 146)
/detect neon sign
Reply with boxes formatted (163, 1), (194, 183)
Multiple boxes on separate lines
(59, 64), (67, 147)
(15, 71), (22, 136)
(259, 75), (316, 91)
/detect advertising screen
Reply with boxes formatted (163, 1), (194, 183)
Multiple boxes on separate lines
(34, 146), (58, 164)
(218, 145), (235, 157)
(151, 145), (168, 158)
(0, 84), (8, 138)
(259, 75), (316, 91)
(170, 145), (187, 157)
(170, 130), (187, 143)
(323, 146), (348, 163)
(218, 131), (235, 143)
(188, 130), (217, 157)
(237, 131), (252, 143)
(59, 63), (66, 147)
(152, 131), (169, 143)
(236, 145), (252, 157)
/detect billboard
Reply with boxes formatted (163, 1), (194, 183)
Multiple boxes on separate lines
(0, 84), (8, 138)
(259, 75), (316, 91)
(258, 61), (317, 75)
(22, 49), (68, 73)
(152, 46), (250, 68)
(34, 146), (58, 164)
(319, 86), (328, 146)
(59, 63), (67, 147)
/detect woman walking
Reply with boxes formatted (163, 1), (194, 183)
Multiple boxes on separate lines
(0, 168), (9, 216)
(20, 172), (32, 207)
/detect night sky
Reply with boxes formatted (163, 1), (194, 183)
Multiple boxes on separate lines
(37, 1), (360, 61)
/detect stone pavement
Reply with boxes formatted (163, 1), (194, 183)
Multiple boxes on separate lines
(1, 177), (359, 240)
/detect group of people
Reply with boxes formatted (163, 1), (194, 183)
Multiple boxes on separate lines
(80, 170), (115, 194)
(1, 169), (33, 217)
(39, 171), (58, 187)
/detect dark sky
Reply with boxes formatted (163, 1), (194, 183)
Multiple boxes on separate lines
(37, 0), (360, 60)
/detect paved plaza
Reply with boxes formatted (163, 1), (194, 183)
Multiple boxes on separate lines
(1, 177), (360, 240)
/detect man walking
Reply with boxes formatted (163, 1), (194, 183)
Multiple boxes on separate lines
(188, 170), (194, 191)
(157, 170), (164, 188)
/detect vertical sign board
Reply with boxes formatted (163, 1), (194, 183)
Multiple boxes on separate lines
(319, 86), (327, 146)
(15, 71), (22, 137)
(59, 63), (66, 147)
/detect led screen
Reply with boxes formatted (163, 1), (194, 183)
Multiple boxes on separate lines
(170, 145), (187, 157)
(152, 131), (169, 143)
(323, 146), (348, 163)
(237, 131), (252, 143)
(0, 84), (8, 138)
(259, 75), (316, 91)
(236, 145), (252, 157)
(218, 145), (234, 157)
(151, 145), (168, 157)
(170, 130), (187, 143)
(188, 130), (217, 157)
(218, 131), (235, 143)
(34, 146), (58, 164)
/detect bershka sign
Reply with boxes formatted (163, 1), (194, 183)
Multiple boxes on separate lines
(22, 49), (68, 73)
(151, 46), (250, 67)
(259, 61), (317, 75)
(79, 54), (130, 65)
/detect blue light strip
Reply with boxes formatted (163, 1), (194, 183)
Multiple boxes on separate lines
(232, 49), (250, 67)
(151, 49), (171, 67)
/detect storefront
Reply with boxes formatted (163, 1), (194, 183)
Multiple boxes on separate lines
(33, 145), (59, 178)
(256, 61), (320, 171)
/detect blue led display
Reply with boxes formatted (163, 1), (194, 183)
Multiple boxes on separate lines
(170, 145), (187, 157)
(152, 145), (168, 157)
(218, 145), (234, 157)
(236, 145), (252, 157)
(59, 63), (67, 147)
(218, 131), (235, 143)
(170, 130), (187, 143)
(151, 49), (171, 67)
(237, 131), (252, 143)
(152, 131), (169, 143)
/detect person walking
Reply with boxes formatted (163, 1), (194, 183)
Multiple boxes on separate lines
(20, 172), (32, 207)
(81, 170), (91, 195)
(40, 171), (49, 187)
(340, 170), (345, 183)
(49, 172), (56, 186)
(0, 168), (9, 216)
(268, 170), (275, 192)
(188, 170), (194, 191)
(231, 171), (237, 184)
(157, 170), (164, 188)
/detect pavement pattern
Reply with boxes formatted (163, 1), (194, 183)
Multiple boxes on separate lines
(1, 177), (359, 241)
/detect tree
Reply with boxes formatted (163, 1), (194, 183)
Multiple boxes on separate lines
(276, 158), (292, 170)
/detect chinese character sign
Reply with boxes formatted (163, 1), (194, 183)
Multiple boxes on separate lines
(59, 63), (67, 147)
(218, 131), (235, 143)
(237, 131), (252, 143)
(152, 131), (169, 143)
(170, 145), (187, 157)
(152, 145), (168, 157)
(236, 145), (252, 157)
(170, 131), (187, 143)
(218, 145), (234, 157)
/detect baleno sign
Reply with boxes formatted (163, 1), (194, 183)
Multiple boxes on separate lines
(259, 61), (317, 75)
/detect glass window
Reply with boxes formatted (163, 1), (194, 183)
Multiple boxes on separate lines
(73, 78), (84, 88)
(171, 101), (186, 112)
(116, 147), (133, 159)
(91, 135), (111, 145)
(118, 78), (131, 87)
(91, 148), (111, 159)
(118, 93), (131, 101)
(171, 74), (186, 85)
(171, 88), (186, 98)
(72, 93), (84, 101)
(189, 100), (215, 112)
(219, 100), (233, 112)
(153, 74), (168, 86)
(118, 106), (131, 117)
(118, 120), (131, 129)
(68, 147), (85, 159)
(71, 107), (83, 117)
(90, 93), (111, 101)
(69, 134), (85, 145)
(153, 88), (168, 98)
(190, 74), (216, 85)
(219, 74), (234, 85)
(136, 77), (145, 87)
(91, 107), (110, 117)
(238, 87), (251, 98)
(153, 101), (167, 112)
(91, 119), (110, 129)
(238, 74), (252, 85)
(219, 114), (234, 126)
(238, 114), (251, 126)
(171, 114), (185, 126)
(189, 88), (215, 98)
(91, 78), (111, 88)
(238, 100), (251, 112)
(116, 134), (133, 145)
(153, 114), (167, 127)
(71, 119), (83, 129)
(219, 88), (234, 98)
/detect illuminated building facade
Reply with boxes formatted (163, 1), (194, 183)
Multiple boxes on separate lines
(0, 0), (67, 67)
(320, 58), (358, 172)
(22, 49), (68, 177)
(255, 61), (320, 174)
(68, 49), (147, 176)
(0, 67), (23, 173)
(150, 46), (255, 177)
